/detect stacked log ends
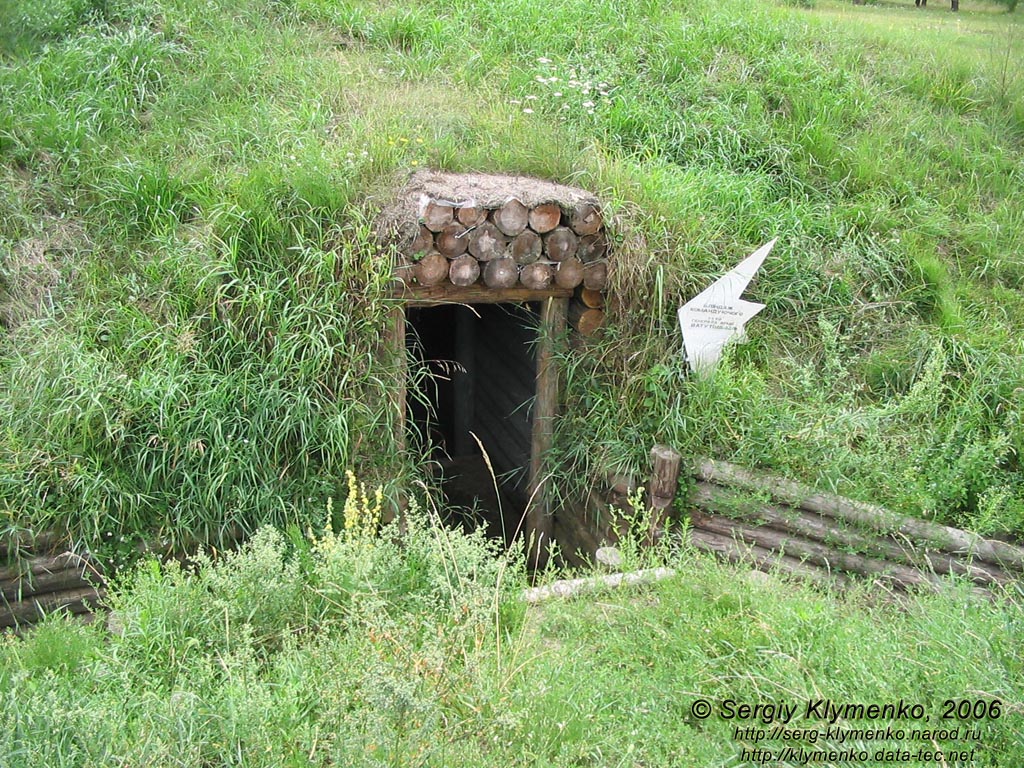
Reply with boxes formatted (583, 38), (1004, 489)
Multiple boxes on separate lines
(686, 458), (1024, 595)
(569, 302), (604, 337)
(568, 261), (609, 338)
(383, 175), (610, 302)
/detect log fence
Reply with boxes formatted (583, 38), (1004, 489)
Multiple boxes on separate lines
(681, 453), (1023, 593)
(1, 549), (103, 629)
(7, 450), (1023, 627)
(554, 448), (1023, 595)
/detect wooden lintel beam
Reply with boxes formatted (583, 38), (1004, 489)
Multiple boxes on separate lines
(392, 284), (573, 306)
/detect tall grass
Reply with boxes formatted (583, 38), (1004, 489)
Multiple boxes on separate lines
(2, 0), (1024, 552)
(0, 212), (404, 551)
(0, 513), (1020, 766)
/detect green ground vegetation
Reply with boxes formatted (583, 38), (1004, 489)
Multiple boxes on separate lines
(1, 510), (1021, 766)
(4, 0), (1024, 551)
(4, 2), (1024, 764)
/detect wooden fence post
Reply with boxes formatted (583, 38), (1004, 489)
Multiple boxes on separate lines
(647, 444), (681, 543)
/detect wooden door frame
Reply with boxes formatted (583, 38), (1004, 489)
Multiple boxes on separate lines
(390, 287), (569, 564)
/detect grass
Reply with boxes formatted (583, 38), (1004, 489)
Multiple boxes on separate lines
(2, 4), (1024, 759)
(4, 3), (1024, 762)
(0, 511), (1021, 766)
(0, 0), (1023, 547)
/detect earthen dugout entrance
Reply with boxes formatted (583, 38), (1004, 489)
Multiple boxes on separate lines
(406, 302), (540, 544)
(380, 171), (609, 562)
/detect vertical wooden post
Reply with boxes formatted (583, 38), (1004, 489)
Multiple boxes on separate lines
(384, 306), (407, 526)
(647, 444), (681, 543)
(390, 306), (407, 454)
(452, 307), (475, 456)
(527, 296), (567, 568)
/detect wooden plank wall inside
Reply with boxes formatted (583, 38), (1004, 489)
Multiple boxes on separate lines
(469, 304), (538, 507)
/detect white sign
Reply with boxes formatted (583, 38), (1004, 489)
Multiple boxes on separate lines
(678, 239), (775, 373)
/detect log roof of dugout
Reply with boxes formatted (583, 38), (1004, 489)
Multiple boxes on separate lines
(376, 170), (603, 255)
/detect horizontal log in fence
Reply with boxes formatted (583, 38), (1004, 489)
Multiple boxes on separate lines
(684, 455), (1024, 595)
(1, 548), (103, 629)
(1, 530), (238, 630)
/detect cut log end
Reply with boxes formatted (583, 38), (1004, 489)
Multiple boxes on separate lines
(578, 233), (608, 263)
(421, 201), (454, 232)
(544, 227), (579, 263)
(583, 261), (609, 291)
(448, 255), (481, 287)
(528, 202), (563, 234)
(413, 251), (449, 286)
(493, 198), (529, 237)
(512, 230), (543, 265)
(435, 223), (469, 257)
(520, 262), (554, 290)
(468, 222), (510, 262)
(554, 257), (584, 290)
(483, 258), (519, 289)
(456, 205), (487, 227)
(569, 303), (604, 336)
(405, 225), (434, 259)
(570, 203), (603, 236)
(579, 287), (605, 308)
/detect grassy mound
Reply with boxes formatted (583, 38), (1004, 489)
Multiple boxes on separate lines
(1, 0), (1024, 551)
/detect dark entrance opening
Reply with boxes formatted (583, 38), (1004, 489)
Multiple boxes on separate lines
(407, 303), (539, 543)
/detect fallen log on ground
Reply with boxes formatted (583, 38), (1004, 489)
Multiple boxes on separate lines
(523, 567), (676, 603)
